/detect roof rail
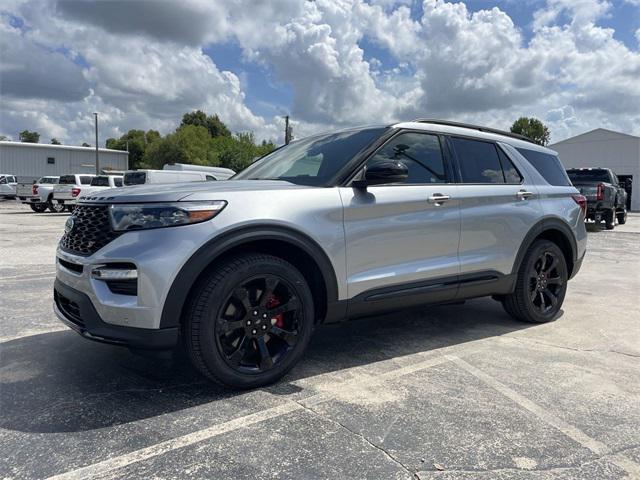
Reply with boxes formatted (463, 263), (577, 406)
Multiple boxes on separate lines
(412, 119), (538, 145)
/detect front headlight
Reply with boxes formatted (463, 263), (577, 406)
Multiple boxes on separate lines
(109, 201), (227, 231)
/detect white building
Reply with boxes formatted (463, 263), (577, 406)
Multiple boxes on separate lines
(550, 128), (639, 210)
(0, 142), (129, 182)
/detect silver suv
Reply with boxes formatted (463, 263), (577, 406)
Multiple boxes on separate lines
(54, 120), (587, 388)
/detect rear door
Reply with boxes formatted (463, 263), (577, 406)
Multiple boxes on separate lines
(450, 137), (543, 279)
(340, 130), (461, 305)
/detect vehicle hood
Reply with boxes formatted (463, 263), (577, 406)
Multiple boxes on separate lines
(78, 180), (305, 204)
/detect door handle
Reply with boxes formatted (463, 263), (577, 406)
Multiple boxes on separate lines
(427, 193), (451, 205)
(516, 190), (534, 200)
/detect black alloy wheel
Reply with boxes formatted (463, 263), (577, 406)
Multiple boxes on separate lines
(527, 251), (564, 315)
(48, 201), (66, 213)
(502, 239), (567, 323)
(183, 253), (314, 388)
(216, 275), (301, 374)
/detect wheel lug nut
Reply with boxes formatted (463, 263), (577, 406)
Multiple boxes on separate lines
(253, 310), (258, 316)
(262, 325), (267, 330)
(252, 329), (257, 335)
(246, 320), (251, 326)
(262, 313), (267, 318)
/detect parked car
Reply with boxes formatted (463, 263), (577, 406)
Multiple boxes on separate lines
(0, 174), (18, 199)
(53, 174), (95, 211)
(79, 175), (124, 198)
(163, 163), (235, 180)
(123, 169), (218, 186)
(16, 176), (62, 212)
(566, 168), (627, 229)
(55, 119), (587, 388)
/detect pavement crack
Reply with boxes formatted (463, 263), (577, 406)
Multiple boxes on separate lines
(504, 336), (640, 359)
(291, 398), (418, 479)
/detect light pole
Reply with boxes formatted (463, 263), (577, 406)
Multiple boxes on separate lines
(93, 112), (99, 174)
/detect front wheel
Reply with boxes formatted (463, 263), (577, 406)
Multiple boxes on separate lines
(617, 208), (627, 225)
(502, 240), (568, 323)
(183, 253), (314, 389)
(48, 201), (66, 213)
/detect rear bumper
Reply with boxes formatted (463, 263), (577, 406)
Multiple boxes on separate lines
(53, 279), (179, 349)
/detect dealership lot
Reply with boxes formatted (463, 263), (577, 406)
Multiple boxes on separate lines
(1, 201), (639, 480)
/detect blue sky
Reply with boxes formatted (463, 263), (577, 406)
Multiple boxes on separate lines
(1, 0), (639, 145)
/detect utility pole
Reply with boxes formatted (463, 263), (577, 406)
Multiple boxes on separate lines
(284, 115), (293, 145)
(93, 112), (100, 174)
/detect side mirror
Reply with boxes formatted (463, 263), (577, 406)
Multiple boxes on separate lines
(354, 160), (409, 188)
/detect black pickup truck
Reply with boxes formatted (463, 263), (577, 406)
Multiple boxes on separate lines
(567, 168), (628, 230)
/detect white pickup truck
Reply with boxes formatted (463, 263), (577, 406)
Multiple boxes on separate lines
(79, 175), (123, 199)
(0, 174), (18, 199)
(16, 176), (62, 212)
(53, 174), (95, 211)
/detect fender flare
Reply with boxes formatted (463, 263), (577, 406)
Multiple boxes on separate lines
(159, 225), (340, 328)
(511, 217), (578, 276)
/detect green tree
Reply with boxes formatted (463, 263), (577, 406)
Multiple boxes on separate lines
(143, 135), (188, 169)
(106, 129), (161, 169)
(181, 110), (231, 138)
(510, 117), (550, 146)
(50, 138), (61, 145)
(211, 132), (276, 172)
(19, 130), (40, 143)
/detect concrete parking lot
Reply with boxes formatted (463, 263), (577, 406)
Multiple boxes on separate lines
(1, 201), (639, 480)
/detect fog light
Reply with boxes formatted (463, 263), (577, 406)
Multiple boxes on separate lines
(91, 266), (138, 280)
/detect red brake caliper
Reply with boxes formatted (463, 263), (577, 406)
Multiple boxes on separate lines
(265, 295), (285, 328)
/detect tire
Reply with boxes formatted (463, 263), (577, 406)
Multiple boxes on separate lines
(604, 209), (615, 230)
(48, 202), (66, 213)
(29, 203), (48, 213)
(65, 206), (75, 213)
(182, 253), (314, 389)
(617, 208), (627, 225)
(502, 240), (568, 323)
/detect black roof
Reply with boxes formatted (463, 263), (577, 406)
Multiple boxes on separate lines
(412, 119), (538, 145)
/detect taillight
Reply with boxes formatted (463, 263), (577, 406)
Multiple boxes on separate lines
(596, 183), (604, 201)
(71, 187), (81, 197)
(32, 185), (38, 195)
(572, 194), (587, 217)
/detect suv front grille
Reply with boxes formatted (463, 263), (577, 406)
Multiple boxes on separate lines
(59, 205), (121, 256)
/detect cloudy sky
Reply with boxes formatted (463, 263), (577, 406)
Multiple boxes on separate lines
(1, 0), (639, 146)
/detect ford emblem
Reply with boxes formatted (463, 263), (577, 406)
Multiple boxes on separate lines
(64, 216), (75, 234)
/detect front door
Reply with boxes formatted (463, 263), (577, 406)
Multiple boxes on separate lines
(340, 131), (461, 313)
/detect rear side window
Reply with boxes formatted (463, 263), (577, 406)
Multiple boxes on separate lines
(497, 148), (523, 183)
(451, 138), (504, 183)
(205, 175), (217, 181)
(567, 169), (610, 183)
(59, 175), (76, 184)
(516, 148), (571, 186)
(80, 176), (93, 185)
(114, 177), (123, 187)
(124, 172), (146, 185)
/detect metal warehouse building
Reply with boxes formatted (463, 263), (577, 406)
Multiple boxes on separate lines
(550, 128), (639, 211)
(0, 142), (129, 182)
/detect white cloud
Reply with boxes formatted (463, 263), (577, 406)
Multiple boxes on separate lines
(1, 0), (639, 146)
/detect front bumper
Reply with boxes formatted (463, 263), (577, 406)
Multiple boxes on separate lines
(54, 279), (178, 349)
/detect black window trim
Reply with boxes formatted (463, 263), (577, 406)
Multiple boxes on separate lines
(343, 128), (455, 187)
(447, 134), (525, 186)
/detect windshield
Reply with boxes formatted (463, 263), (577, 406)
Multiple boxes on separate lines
(234, 127), (387, 186)
(567, 169), (610, 183)
(91, 176), (110, 187)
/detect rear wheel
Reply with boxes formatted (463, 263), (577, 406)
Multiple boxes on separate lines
(617, 208), (627, 225)
(604, 209), (615, 230)
(183, 253), (314, 388)
(502, 240), (567, 323)
(29, 203), (48, 213)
